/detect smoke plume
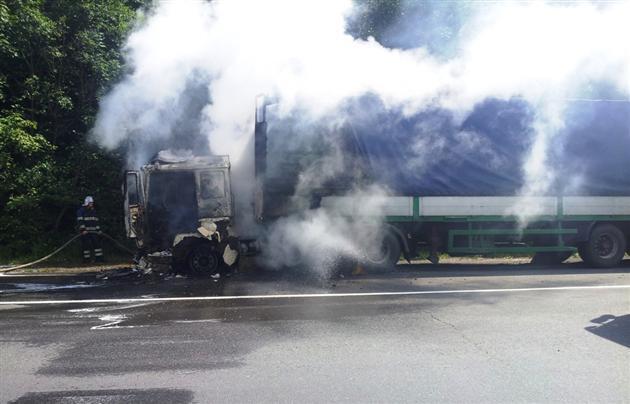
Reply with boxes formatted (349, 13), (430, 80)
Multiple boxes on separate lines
(92, 0), (630, 265)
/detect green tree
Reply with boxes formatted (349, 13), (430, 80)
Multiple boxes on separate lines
(0, 0), (141, 260)
(0, 113), (54, 255)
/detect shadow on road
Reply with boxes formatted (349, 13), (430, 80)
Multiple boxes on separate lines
(585, 314), (630, 348)
(10, 389), (193, 404)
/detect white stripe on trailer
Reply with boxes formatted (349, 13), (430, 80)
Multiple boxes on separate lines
(321, 196), (413, 216)
(381, 196), (413, 216)
(420, 196), (557, 216)
(563, 196), (630, 216)
(321, 195), (630, 218)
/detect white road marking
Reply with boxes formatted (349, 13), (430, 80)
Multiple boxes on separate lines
(67, 307), (98, 313)
(91, 314), (127, 330)
(173, 319), (221, 323)
(0, 284), (628, 306)
(90, 314), (146, 330)
(67, 302), (152, 313)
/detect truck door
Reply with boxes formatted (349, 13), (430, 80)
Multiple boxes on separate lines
(124, 171), (144, 239)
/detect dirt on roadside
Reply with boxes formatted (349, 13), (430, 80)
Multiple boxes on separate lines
(408, 255), (583, 266)
(5, 253), (618, 276)
(0, 261), (133, 276)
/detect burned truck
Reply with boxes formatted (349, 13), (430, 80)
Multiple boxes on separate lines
(123, 152), (239, 275)
(123, 96), (630, 274)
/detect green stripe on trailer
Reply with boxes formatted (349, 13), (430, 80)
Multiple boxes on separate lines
(413, 197), (420, 219)
(448, 246), (577, 254)
(384, 216), (416, 222)
(384, 214), (630, 223)
(447, 227), (578, 255)
(449, 229), (578, 236)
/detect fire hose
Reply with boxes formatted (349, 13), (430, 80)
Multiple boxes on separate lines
(0, 232), (135, 273)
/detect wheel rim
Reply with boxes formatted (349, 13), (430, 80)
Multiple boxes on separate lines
(190, 249), (219, 273)
(365, 240), (390, 264)
(595, 234), (618, 259)
(283, 245), (304, 267)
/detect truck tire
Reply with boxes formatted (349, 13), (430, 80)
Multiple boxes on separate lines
(531, 251), (573, 266)
(282, 245), (305, 269)
(577, 243), (589, 263)
(580, 224), (626, 268)
(363, 231), (401, 270)
(186, 243), (220, 276)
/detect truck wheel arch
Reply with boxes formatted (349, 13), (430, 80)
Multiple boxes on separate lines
(172, 236), (211, 272)
(384, 224), (410, 259)
(362, 230), (402, 270)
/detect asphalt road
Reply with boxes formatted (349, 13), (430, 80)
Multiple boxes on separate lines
(1, 261), (629, 403)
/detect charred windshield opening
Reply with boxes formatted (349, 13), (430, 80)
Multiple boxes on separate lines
(198, 170), (230, 218)
(147, 171), (198, 247)
(200, 171), (225, 199)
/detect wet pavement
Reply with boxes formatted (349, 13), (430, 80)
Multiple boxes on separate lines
(1, 261), (629, 403)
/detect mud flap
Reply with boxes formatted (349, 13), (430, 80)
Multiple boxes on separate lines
(223, 244), (238, 266)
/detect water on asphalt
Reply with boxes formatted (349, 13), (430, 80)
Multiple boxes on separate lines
(1, 261), (629, 403)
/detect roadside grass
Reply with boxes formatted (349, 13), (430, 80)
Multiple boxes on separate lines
(0, 234), (134, 269)
(411, 250), (535, 261)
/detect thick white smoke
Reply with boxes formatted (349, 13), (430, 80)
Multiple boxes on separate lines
(261, 185), (389, 277)
(92, 0), (630, 264)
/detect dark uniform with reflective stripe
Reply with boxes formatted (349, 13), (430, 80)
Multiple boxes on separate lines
(77, 206), (103, 261)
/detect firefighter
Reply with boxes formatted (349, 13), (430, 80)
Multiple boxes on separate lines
(77, 196), (104, 263)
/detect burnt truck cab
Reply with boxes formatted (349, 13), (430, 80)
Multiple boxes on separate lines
(123, 152), (239, 275)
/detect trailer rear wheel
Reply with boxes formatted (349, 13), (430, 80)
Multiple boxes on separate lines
(363, 231), (401, 270)
(581, 224), (626, 268)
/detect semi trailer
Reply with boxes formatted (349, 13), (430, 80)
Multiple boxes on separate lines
(319, 194), (630, 268)
(254, 96), (630, 269)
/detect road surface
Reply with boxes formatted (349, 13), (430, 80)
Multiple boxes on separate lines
(1, 261), (629, 403)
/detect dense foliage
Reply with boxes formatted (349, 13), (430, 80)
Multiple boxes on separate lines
(0, 0), (142, 260)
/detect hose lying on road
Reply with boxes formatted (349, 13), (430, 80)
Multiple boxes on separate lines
(99, 232), (136, 255)
(0, 232), (134, 273)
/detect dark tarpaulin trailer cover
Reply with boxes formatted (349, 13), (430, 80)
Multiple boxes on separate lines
(266, 95), (630, 197)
